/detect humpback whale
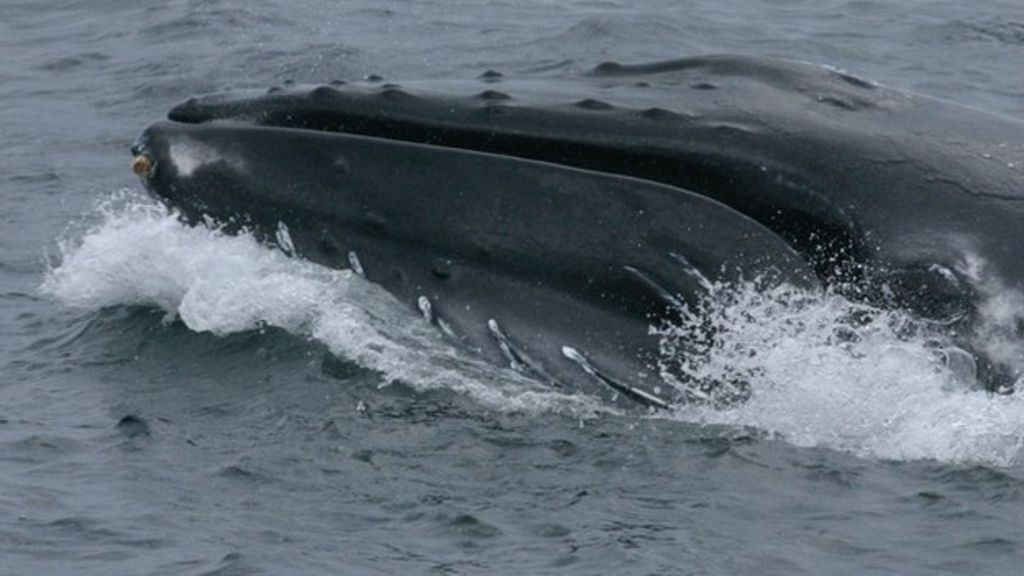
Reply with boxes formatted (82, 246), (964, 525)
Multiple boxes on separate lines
(134, 55), (1024, 402)
(131, 120), (814, 408)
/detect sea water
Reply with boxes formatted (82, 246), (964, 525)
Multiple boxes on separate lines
(4, 1), (1024, 574)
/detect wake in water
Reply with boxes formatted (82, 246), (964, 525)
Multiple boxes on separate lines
(42, 192), (1024, 466)
(41, 191), (593, 415)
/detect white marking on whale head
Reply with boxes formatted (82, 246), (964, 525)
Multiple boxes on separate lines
(168, 136), (246, 178)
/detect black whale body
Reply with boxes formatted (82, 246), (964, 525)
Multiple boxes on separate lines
(133, 121), (815, 408)
(137, 55), (1024, 401)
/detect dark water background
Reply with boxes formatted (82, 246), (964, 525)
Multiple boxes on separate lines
(4, 1), (1024, 574)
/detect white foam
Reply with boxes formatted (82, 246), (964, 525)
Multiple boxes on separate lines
(41, 192), (593, 416)
(42, 192), (1024, 466)
(658, 282), (1024, 466)
(959, 252), (1024, 380)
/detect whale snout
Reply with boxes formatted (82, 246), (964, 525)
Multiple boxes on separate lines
(130, 122), (243, 224)
(130, 123), (178, 183)
(130, 123), (183, 209)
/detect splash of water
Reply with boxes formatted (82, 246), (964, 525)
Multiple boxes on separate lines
(42, 192), (1024, 465)
(959, 252), (1024, 385)
(41, 191), (592, 415)
(658, 282), (1024, 466)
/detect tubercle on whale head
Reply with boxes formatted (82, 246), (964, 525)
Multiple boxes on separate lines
(130, 129), (160, 181)
(130, 127), (175, 209)
(132, 154), (154, 177)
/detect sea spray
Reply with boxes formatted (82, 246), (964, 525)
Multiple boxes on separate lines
(42, 192), (591, 415)
(43, 192), (1024, 465)
(659, 281), (1024, 465)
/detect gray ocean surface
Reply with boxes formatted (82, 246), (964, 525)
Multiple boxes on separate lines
(3, 1), (1024, 574)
